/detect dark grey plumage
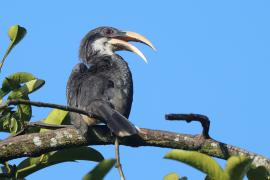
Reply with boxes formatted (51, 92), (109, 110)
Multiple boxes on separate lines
(66, 27), (137, 137)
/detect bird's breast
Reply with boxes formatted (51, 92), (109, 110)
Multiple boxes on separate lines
(79, 56), (133, 118)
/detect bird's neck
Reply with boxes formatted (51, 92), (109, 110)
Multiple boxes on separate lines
(113, 54), (133, 84)
(90, 55), (112, 69)
(89, 54), (132, 79)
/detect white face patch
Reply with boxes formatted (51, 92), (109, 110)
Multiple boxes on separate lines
(92, 37), (114, 56)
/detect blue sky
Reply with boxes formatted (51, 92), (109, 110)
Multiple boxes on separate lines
(1, 0), (270, 179)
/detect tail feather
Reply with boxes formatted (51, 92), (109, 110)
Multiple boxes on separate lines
(89, 101), (137, 137)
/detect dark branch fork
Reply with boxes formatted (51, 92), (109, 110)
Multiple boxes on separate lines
(0, 99), (269, 172)
(166, 113), (211, 139)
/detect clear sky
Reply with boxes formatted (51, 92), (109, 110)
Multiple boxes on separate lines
(1, 0), (270, 179)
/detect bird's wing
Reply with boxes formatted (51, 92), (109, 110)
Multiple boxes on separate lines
(66, 63), (88, 107)
(67, 63), (137, 137)
(66, 63), (90, 135)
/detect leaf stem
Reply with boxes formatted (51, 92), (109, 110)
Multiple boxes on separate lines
(0, 43), (13, 71)
(4, 161), (11, 173)
(16, 164), (37, 178)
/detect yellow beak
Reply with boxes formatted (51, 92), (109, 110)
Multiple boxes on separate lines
(108, 31), (156, 63)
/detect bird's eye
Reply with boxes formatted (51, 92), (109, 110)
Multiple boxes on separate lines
(103, 28), (114, 35)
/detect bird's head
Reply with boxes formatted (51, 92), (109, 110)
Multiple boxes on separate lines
(79, 26), (155, 65)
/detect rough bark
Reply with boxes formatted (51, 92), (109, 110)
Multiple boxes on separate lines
(0, 125), (269, 171)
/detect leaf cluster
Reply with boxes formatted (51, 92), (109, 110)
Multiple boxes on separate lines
(164, 150), (270, 180)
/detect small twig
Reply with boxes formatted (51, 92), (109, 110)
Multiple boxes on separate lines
(0, 99), (98, 118)
(12, 121), (73, 136)
(115, 137), (125, 180)
(165, 113), (211, 139)
(0, 99), (99, 136)
(27, 121), (72, 129)
(11, 120), (74, 137)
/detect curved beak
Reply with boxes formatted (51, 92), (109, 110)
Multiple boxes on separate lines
(108, 31), (156, 63)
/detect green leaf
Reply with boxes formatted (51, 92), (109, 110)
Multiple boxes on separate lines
(1, 113), (12, 132)
(247, 166), (270, 180)
(0, 108), (19, 133)
(164, 150), (227, 180)
(3, 72), (36, 87)
(17, 102), (32, 122)
(83, 159), (116, 180)
(224, 156), (253, 180)
(8, 116), (18, 134)
(40, 109), (69, 132)
(25, 108), (69, 133)
(16, 147), (104, 178)
(8, 25), (27, 45)
(17, 97), (32, 124)
(0, 89), (8, 100)
(0, 108), (13, 122)
(5, 83), (32, 124)
(1, 72), (36, 98)
(4, 78), (44, 123)
(2, 75), (44, 123)
(5, 111), (24, 134)
(0, 25), (26, 71)
(42, 109), (69, 125)
(8, 79), (45, 99)
(164, 172), (179, 180)
(0, 25), (27, 71)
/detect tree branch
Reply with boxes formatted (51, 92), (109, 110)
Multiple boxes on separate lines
(0, 99), (269, 172)
(0, 125), (269, 171)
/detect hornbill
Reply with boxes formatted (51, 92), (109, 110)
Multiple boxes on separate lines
(66, 27), (155, 137)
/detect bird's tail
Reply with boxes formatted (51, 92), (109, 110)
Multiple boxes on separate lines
(88, 100), (138, 137)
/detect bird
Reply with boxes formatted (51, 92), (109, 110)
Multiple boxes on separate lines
(66, 26), (155, 137)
